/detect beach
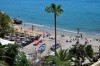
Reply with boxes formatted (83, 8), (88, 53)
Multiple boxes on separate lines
(1, 0), (100, 34)
(1, 0), (100, 65)
(13, 23), (100, 58)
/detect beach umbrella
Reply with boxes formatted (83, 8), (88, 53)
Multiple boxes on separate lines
(34, 40), (39, 43)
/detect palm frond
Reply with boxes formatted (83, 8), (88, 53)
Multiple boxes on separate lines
(51, 3), (57, 13)
(58, 9), (63, 14)
(45, 7), (52, 13)
(45, 3), (63, 16)
(57, 5), (62, 10)
(57, 6), (63, 15)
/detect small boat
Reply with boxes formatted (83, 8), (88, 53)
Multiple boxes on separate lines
(38, 43), (46, 53)
(13, 18), (22, 24)
(50, 44), (61, 50)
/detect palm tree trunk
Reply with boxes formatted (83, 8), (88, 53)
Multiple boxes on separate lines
(54, 13), (57, 55)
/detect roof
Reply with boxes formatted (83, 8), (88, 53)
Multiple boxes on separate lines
(0, 38), (15, 45)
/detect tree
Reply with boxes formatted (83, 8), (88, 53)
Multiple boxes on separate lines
(69, 44), (93, 66)
(4, 44), (20, 66)
(41, 49), (71, 66)
(0, 43), (13, 61)
(15, 52), (30, 66)
(55, 49), (71, 66)
(69, 44), (85, 66)
(85, 45), (93, 58)
(45, 3), (63, 53)
(0, 43), (31, 66)
(0, 11), (12, 38)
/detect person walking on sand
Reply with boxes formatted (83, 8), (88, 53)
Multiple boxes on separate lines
(80, 33), (83, 38)
(32, 25), (34, 31)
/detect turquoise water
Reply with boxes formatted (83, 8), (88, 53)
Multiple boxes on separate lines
(0, 0), (100, 35)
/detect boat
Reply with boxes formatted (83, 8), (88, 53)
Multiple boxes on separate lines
(38, 43), (46, 53)
(13, 18), (22, 24)
(50, 44), (61, 50)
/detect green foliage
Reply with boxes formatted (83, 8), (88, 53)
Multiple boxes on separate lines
(55, 49), (71, 61)
(0, 43), (30, 66)
(0, 60), (9, 66)
(4, 44), (19, 56)
(0, 43), (5, 60)
(15, 52), (30, 66)
(4, 44), (20, 66)
(69, 44), (94, 66)
(41, 56), (53, 65)
(69, 44), (85, 66)
(55, 49), (71, 66)
(85, 45), (93, 58)
(0, 11), (11, 30)
(42, 49), (71, 66)
(45, 3), (63, 15)
(0, 11), (12, 38)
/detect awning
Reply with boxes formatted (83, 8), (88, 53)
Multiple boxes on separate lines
(0, 38), (15, 45)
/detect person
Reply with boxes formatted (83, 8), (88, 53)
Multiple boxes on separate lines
(80, 33), (83, 38)
(76, 38), (79, 44)
(21, 27), (22, 30)
(66, 40), (68, 43)
(32, 25), (34, 31)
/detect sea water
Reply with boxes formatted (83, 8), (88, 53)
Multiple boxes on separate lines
(0, 0), (100, 35)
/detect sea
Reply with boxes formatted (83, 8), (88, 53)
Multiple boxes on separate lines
(0, 0), (100, 35)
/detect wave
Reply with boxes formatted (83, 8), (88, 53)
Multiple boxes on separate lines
(22, 22), (87, 34)
(96, 34), (100, 36)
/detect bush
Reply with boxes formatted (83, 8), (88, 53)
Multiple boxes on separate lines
(85, 45), (93, 58)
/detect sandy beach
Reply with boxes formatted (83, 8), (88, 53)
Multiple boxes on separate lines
(13, 23), (100, 58)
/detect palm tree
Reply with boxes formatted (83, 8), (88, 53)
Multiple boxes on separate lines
(41, 49), (71, 66)
(45, 3), (63, 53)
(55, 49), (71, 66)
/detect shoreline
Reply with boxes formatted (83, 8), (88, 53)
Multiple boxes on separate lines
(15, 22), (100, 39)
(22, 21), (100, 35)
